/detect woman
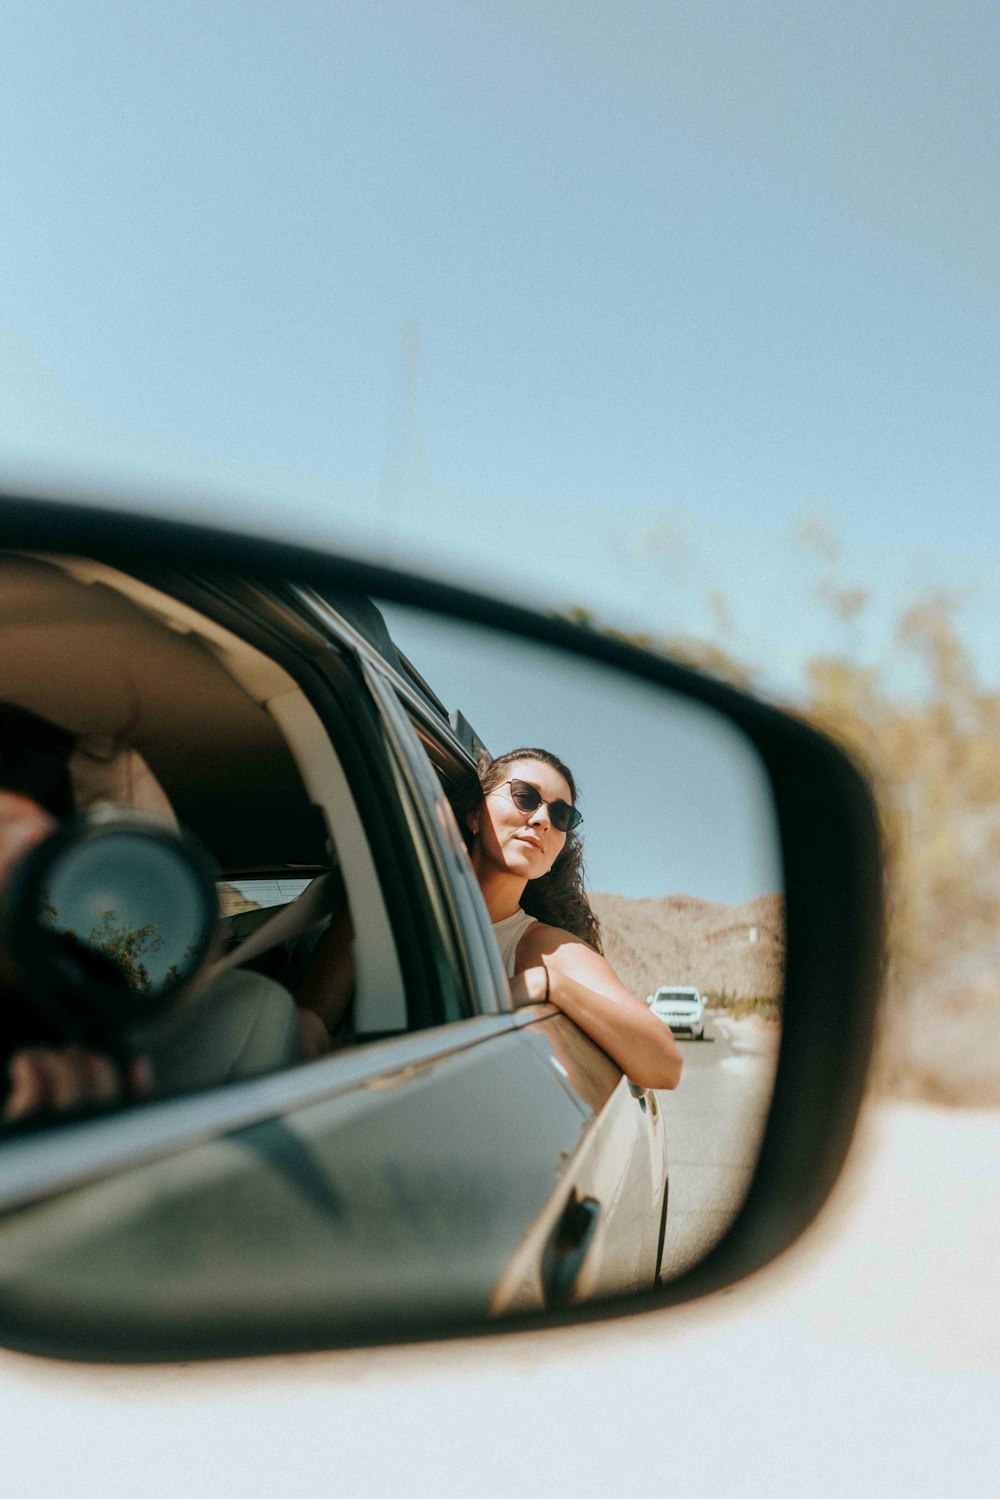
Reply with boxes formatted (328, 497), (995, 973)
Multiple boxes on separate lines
(461, 747), (682, 1091)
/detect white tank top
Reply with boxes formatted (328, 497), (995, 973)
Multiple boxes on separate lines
(491, 908), (539, 977)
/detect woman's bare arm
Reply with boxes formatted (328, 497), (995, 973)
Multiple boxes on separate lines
(510, 924), (682, 1091)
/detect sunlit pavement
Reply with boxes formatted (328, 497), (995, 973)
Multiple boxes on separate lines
(659, 1010), (779, 1278)
(2, 1101), (998, 1499)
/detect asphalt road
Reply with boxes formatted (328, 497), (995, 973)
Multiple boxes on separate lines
(657, 1009), (780, 1280)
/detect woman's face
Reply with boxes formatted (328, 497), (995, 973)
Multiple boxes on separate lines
(474, 757), (573, 882)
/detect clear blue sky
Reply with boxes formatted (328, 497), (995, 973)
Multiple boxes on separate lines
(1, 2), (997, 700)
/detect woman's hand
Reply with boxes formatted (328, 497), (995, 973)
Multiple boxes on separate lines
(515, 926), (683, 1091)
(3, 1047), (154, 1122)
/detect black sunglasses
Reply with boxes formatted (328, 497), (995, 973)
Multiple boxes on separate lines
(501, 779), (582, 834)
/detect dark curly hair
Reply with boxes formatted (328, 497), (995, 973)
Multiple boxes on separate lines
(452, 746), (603, 955)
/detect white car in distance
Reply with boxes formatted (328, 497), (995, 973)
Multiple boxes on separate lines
(648, 985), (707, 1040)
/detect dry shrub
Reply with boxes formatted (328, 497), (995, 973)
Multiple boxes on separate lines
(565, 579), (1000, 1107)
(799, 598), (1000, 1106)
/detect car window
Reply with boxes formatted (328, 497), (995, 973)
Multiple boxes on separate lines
(290, 582), (506, 1025)
(221, 878), (313, 912)
(0, 552), (452, 1127)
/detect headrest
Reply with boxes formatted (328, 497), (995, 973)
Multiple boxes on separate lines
(70, 747), (179, 830)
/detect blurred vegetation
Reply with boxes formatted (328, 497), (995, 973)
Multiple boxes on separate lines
(86, 909), (164, 993)
(46, 904), (164, 994)
(563, 540), (1000, 1107)
(703, 990), (783, 1024)
(801, 596), (1000, 1105)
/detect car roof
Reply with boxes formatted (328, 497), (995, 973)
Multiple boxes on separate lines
(293, 583), (487, 773)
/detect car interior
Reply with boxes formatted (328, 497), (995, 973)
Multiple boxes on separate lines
(0, 551), (410, 1094)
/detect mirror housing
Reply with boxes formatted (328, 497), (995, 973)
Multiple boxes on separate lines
(0, 489), (884, 1358)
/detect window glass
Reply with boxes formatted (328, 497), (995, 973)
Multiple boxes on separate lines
(220, 879), (313, 914)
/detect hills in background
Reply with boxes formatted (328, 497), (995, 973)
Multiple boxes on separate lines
(590, 890), (784, 1005)
(218, 883), (261, 917)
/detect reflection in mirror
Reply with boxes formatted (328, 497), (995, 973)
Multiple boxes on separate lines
(379, 601), (784, 1286)
(0, 551), (783, 1356)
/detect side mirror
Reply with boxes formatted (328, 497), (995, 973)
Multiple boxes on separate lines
(0, 494), (883, 1360)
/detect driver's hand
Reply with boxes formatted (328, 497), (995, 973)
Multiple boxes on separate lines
(0, 791), (55, 888)
(3, 1047), (154, 1122)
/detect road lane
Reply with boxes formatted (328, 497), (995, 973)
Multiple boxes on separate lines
(658, 1010), (779, 1279)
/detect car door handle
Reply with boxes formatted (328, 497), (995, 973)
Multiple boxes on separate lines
(627, 1079), (648, 1111)
(541, 1192), (602, 1310)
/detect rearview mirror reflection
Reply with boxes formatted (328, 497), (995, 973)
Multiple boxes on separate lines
(0, 555), (783, 1358)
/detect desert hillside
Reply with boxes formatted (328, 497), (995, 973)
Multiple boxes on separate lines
(589, 890), (785, 1004)
(218, 883), (261, 916)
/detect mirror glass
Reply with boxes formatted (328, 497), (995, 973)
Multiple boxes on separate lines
(0, 550), (782, 1354)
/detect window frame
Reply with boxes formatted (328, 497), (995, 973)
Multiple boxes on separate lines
(289, 582), (510, 1022)
(360, 658), (510, 1021)
(161, 568), (476, 1037)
